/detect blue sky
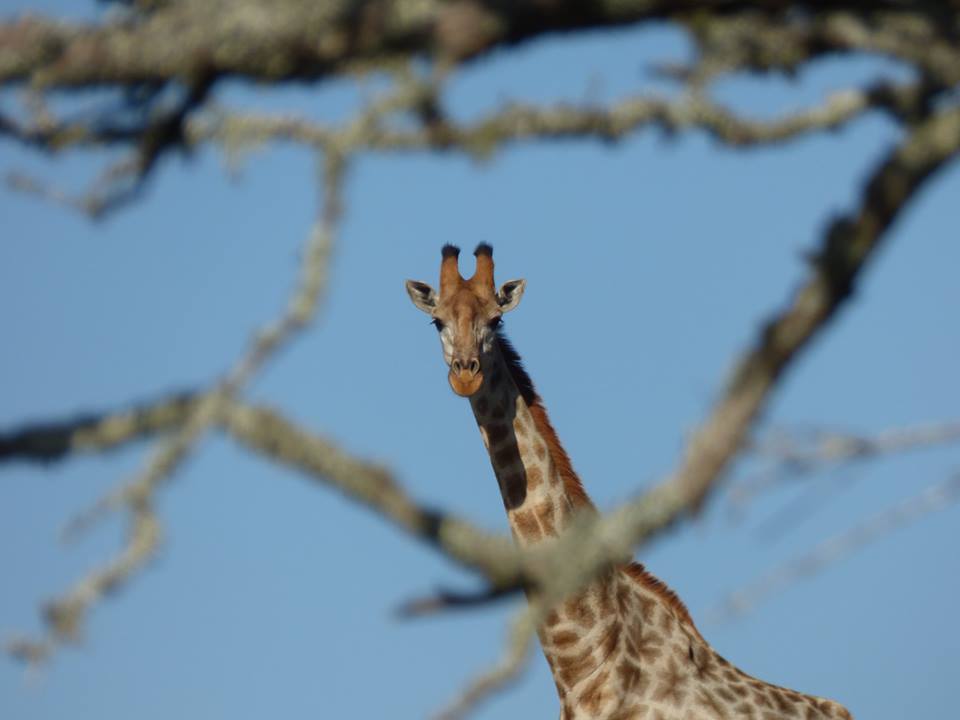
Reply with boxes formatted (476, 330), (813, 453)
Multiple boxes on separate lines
(2, 6), (959, 719)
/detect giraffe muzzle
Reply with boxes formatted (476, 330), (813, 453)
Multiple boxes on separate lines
(448, 357), (483, 397)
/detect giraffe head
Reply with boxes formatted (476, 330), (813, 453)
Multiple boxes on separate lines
(406, 243), (526, 397)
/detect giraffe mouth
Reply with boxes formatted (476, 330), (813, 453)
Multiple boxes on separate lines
(448, 369), (484, 397)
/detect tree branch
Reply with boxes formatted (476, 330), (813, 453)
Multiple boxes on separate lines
(220, 402), (517, 583)
(200, 80), (925, 160)
(4, 4), (956, 90)
(0, 392), (199, 463)
(0, 389), (521, 588)
(6, 148), (342, 663)
(732, 420), (960, 512)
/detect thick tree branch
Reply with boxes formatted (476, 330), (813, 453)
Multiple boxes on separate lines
(0, 1), (687, 88)
(5, 3), (931, 90)
(0, 391), (519, 585)
(0, 392), (198, 462)
(3, 4), (953, 225)
(680, 10), (960, 86)
(221, 403), (517, 583)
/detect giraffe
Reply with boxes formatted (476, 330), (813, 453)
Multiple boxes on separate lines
(406, 244), (853, 720)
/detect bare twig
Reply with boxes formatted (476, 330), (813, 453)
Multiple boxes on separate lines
(754, 422), (960, 465)
(729, 422), (960, 538)
(8, 160), (145, 220)
(732, 421), (960, 512)
(6, 76), (212, 219)
(707, 471), (960, 624)
(8, 500), (160, 664)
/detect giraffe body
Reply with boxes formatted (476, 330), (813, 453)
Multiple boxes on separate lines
(406, 244), (852, 720)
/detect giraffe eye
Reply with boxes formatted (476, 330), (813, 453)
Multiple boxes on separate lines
(431, 318), (445, 332)
(488, 316), (502, 330)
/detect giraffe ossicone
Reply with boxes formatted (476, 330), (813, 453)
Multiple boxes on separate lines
(406, 244), (853, 720)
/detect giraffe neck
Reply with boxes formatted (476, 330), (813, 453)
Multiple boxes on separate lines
(466, 336), (852, 720)
(469, 336), (625, 704)
(469, 335), (591, 545)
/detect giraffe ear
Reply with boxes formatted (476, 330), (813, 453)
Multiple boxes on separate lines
(496, 279), (526, 313)
(406, 280), (438, 314)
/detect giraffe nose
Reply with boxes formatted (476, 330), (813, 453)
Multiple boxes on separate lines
(451, 357), (481, 377)
(449, 356), (483, 397)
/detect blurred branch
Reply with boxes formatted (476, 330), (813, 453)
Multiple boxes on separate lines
(0, 389), (520, 585)
(2, 4), (957, 91)
(8, 499), (161, 664)
(4, 75), (212, 218)
(0, 392), (199, 463)
(1, 73), (929, 159)
(6, 148), (343, 663)
(198, 80), (925, 159)
(707, 471), (960, 624)
(732, 420), (960, 511)
(753, 421), (960, 464)
(7, 160), (145, 219)
(677, 10), (960, 87)
(221, 403), (517, 583)
(0, 3), (906, 88)
(2, 4), (954, 221)
(5, 75), (926, 221)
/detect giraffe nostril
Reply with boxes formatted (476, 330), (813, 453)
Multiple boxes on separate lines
(468, 359), (480, 375)
(451, 359), (462, 375)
